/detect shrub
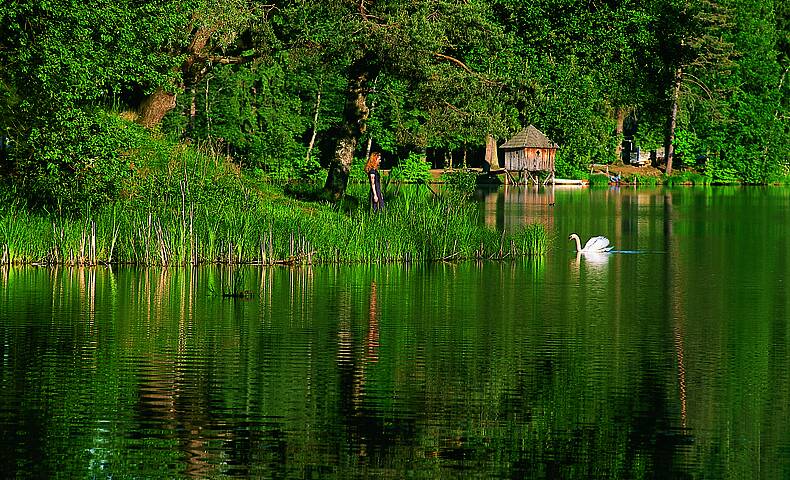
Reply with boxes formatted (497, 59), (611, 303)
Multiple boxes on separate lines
(17, 109), (149, 212)
(588, 174), (611, 187)
(635, 174), (659, 186)
(620, 174), (659, 186)
(441, 169), (478, 199)
(389, 153), (432, 183)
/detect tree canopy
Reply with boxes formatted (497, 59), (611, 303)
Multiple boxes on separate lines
(0, 0), (787, 204)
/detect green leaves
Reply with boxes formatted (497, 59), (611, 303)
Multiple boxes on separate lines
(388, 153), (432, 183)
(19, 109), (149, 211)
(1, 0), (789, 203)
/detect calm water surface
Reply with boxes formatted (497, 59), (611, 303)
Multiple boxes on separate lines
(1, 186), (789, 479)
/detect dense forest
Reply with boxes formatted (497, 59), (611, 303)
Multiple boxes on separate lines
(0, 0), (788, 207)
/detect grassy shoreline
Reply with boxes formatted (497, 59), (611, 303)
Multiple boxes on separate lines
(0, 193), (547, 266)
(0, 153), (547, 267)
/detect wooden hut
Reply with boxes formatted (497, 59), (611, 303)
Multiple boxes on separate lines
(500, 125), (558, 184)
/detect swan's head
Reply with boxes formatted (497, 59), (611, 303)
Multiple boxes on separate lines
(568, 233), (580, 241)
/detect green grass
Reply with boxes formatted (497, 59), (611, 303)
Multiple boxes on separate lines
(588, 174), (611, 187)
(619, 173), (659, 186)
(664, 171), (712, 186)
(773, 174), (790, 185)
(0, 148), (547, 266)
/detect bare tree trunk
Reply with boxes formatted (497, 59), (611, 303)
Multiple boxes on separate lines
(137, 26), (214, 129)
(462, 143), (468, 169)
(306, 85), (322, 165)
(205, 77), (211, 144)
(137, 87), (177, 129)
(484, 134), (499, 170)
(365, 76), (379, 160)
(665, 67), (683, 176)
(615, 107), (626, 164)
(365, 137), (373, 160)
(324, 68), (372, 200)
(187, 87), (196, 138)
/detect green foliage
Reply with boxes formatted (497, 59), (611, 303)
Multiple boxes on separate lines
(388, 153), (432, 183)
(588, 174), (611, 187)
(0, 0), (187, 109)
(525, 61), (619, 173)
(16, 110), (149, 211)
(624, 174), (659, 187)
(664, 171), (712, 186)
(441, 170), (479, 199)
(166, 61), (323, 181)
(1, 0), (789, 203)
(0, 154), (547, 265)
(673, 129), (702, 166)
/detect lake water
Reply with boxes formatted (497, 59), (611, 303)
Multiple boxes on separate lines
(1, 186), (789, 479)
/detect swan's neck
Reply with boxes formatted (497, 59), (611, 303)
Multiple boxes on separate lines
(572, 235), (582, 252)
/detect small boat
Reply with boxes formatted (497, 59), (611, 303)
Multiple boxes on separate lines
(552, 178), (587, 186)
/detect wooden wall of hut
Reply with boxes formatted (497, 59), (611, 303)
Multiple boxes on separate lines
(504, 147), (555, 172)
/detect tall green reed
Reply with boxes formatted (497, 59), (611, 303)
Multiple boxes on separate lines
(1, 150), (547, 266)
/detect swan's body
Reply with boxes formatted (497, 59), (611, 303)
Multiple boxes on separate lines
(569, 233), (613, 253)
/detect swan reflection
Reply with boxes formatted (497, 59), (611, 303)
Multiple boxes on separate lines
(570, 251), (611, 281)
(575, 251), (611, 267)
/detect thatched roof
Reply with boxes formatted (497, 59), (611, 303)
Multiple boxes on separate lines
(500, 125), (559, 149)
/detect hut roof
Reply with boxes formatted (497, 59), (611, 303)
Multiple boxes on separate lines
(500, 125), (559, 149)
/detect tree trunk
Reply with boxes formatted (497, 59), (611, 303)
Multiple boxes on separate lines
(462, 143), (467, 169)
(365, 75), (379, 160)
(615, 107), (626, 164)
(665, 67), (683, 176)
(137, 26), (214, 129)
(324, 69), (372, 200)
(138, 87), (177, 129)
(306, 86), (322, 165)
(187, 87), (196, 138)
(484, 134), (499, 171)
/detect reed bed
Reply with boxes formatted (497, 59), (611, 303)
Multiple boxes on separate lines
(629, 174), (660, 186)
(0, 175), (546, 267)
(588, 174), (611, 187)
(664, 171), (712, 186)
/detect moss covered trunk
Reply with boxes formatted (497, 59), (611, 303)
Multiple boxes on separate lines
(324, 66), (373, 200)
(137, 87), (177, 128)
(137, 26), (215, 129)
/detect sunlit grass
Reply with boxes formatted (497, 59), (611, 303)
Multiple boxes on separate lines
(620, 173), (659, 186)
(0, 150), (547, 266)
(588, 174), (611, 187)
(664, 171), (712, 186)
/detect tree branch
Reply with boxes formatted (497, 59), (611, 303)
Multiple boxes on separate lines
(433, 52), (501, 86)
(443, 100), (470, 116)
(358, 0), (385, 23)
(434, 52), (475, 75)
(206, 55), (247, 65)
(683, 72), (713, 99)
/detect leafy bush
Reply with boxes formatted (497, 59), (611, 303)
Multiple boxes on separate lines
(634, 174), (659, 186)
(441, 169), (478, 199)
(673, 129), (702, 168)
(163, 62), (321, 181)
(17, 109), (149, 212)
(588, 174), (611, 187)
(389, 153), (432, 183)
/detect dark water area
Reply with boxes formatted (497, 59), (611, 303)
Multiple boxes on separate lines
(1, 186), (789, 479)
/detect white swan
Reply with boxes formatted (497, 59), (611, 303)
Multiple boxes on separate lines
(569, 233), (613, 253)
